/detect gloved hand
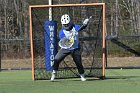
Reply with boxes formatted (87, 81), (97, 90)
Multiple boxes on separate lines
(82, 16), (92, 26)
(83, 18), (89, 25)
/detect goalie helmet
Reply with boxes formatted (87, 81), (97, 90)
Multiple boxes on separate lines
(61, 14), (71, 25)
(61, 14), (73, 30)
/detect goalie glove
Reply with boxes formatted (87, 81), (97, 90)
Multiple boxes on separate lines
(82, 16), (92, 26)
(78, 16), (92, 32)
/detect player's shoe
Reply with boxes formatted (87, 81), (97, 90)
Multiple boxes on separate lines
(80, 74), (86, 81)
(50, 70), (56, 81)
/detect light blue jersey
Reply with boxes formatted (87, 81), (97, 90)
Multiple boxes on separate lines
(59, 24), (81, 50)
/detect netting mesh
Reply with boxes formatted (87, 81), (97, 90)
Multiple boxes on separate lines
(31, 5), (104, 80)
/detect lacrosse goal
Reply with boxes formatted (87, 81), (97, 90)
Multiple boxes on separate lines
(29, 3), (106, 80)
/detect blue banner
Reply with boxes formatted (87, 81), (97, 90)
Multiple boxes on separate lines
(44, 20), (57, 71)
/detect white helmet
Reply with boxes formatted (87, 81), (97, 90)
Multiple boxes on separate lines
(61, 14), (71, 25)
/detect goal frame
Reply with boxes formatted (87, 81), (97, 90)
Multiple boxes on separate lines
(29, 3), (106, 80)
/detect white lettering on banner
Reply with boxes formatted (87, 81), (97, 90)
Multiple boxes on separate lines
(50, 31), (54, 41)
(49, 25), (55, 67)
(50, 55), (55, 66)
(50, 31), (54, 37)
(50, 61), (54, 66)
(49, 26), (54, 31)
(50, 55), (54, 60)
(50, 43), (54, 48)
(50, 48), (54, 55)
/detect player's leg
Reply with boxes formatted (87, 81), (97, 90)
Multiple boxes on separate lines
(71, 48), (86, 81)
(51, 49), (70, 81)
(53, 49), (71, 70)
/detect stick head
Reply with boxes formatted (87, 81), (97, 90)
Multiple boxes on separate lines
(59, 37), (74, 49)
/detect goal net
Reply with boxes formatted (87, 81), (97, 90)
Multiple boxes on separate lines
(29, 3), (106, 80)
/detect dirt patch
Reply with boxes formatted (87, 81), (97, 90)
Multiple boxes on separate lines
(107, 57), (140, 67)
(1, 57), (140, 69)
(1, 59), (32, 69)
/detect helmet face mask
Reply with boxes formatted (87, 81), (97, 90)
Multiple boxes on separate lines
(63, 24), (69, 28)
(62, 23), (73, 30)
(61, 14), (73, 31)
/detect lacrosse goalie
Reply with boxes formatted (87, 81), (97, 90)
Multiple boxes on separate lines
(51, 14), (92, 81)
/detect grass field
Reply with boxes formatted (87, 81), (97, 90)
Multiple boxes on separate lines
(0, 69), (140, 93)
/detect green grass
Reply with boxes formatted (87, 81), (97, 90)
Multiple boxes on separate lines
(0, 69), (140, 93)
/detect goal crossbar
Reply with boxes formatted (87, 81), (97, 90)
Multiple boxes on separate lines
(29, 3), (105, 8)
